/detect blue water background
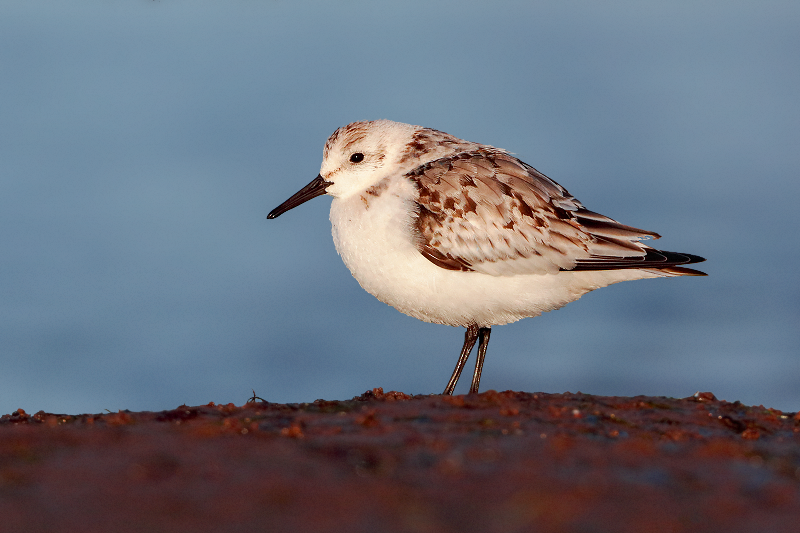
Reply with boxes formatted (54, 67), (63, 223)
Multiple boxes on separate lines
(1, 1), (798, 414)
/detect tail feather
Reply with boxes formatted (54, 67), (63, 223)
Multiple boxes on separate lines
(650, 265), (707, 277)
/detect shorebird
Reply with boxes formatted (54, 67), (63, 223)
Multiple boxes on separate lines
(268, 120), (705, 394)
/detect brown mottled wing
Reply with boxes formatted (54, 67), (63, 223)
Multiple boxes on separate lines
(407, 149), (684, 276)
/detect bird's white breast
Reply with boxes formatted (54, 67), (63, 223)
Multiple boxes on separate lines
(328, 177), (657, 328)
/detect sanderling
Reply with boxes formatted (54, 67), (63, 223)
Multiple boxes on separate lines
(268, 120), (705, 395)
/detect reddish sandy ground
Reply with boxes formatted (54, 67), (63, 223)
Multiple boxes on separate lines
(2, 389), (800, 532)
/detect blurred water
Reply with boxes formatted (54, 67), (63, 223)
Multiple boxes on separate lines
(1, 1), (798, 414)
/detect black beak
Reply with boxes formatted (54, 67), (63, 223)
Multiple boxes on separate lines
(267, 175), (332, 219)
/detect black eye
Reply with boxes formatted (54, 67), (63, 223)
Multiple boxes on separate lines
(349, 152), (364, 163)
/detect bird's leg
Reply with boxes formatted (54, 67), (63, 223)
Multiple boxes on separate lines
(469, 327), (491, 394)
(442, 324), (480, 395)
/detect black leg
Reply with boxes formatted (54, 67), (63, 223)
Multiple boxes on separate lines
(469, 327), (491, 394)
(442, 325), (479, 395)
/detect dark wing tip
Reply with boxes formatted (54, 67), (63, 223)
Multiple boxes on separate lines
(674, 252), (705, 265)
(570, 249), (706, 274)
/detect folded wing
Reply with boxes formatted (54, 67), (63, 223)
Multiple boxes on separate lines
(407, 149), (705, 276)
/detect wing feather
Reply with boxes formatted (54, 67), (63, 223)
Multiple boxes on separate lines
(408, 149), (705, 276)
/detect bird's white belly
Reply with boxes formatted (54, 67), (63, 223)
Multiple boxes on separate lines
(329, 186), (656, 328)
